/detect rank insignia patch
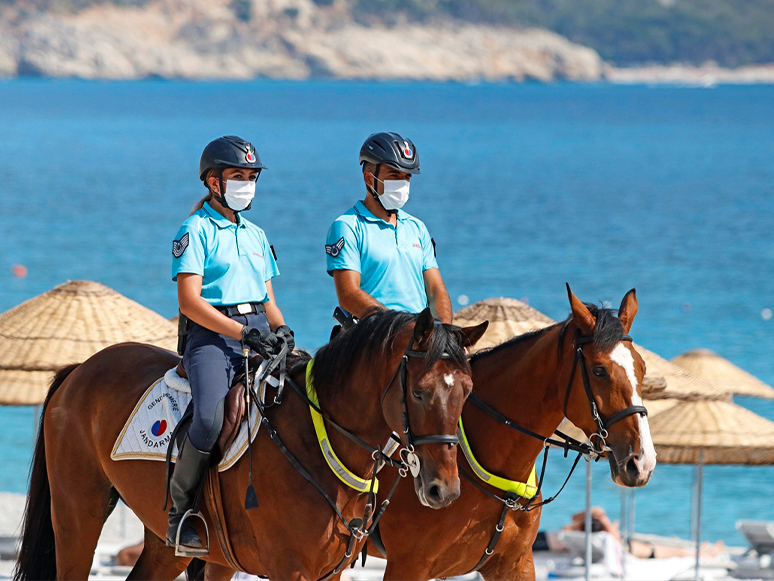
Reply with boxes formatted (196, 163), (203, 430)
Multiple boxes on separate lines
(325, 237), (345, 257)
(172, 233), (190, 258)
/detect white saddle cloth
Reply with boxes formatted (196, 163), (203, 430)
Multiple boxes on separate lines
(110, 368), (263, 472)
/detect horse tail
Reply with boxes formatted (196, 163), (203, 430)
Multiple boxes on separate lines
(185, 558), (206, 580)
(14, 363), (80, 581)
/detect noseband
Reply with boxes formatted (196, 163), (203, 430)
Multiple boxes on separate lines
(381, 336), (461, 450)
(563, 329), (648, 454)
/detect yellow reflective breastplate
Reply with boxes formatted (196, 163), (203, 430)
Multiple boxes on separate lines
(457, 417), (538, 499)
(306, 360), (379, 494)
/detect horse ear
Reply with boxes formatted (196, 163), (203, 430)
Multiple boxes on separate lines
(460, 321), (489, 348)
(413, 308), (435, 347)
(566, 283), (596, 336)
(618, 288), (638, 334)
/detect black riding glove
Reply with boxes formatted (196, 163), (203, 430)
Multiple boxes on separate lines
(242, 326), (281, 359)
(275, 325), (295, 352)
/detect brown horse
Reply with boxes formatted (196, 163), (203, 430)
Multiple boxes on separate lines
(366, 287), (656, 580)
(14, 308), (487, 581)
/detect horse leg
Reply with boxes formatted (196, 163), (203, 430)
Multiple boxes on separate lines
(480, 549), (536, 581)
(128, 527), (190, 580)
(49, 471), (115, 579)
(203, 562), (236, 580)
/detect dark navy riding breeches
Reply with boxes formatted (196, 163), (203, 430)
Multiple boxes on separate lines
(182, 312), (270, 452)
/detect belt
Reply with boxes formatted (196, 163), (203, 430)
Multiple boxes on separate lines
(215, 302), (267, 317)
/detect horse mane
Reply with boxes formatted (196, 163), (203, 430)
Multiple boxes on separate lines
(558, 303), (624, 354)
(470, 323), (561, 363)
(312, 310), (470, 397)
(471, 303), (625, 363)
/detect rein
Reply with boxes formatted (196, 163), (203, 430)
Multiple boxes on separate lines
(250, 334), (460, 580)
(462, 328), (648, 573)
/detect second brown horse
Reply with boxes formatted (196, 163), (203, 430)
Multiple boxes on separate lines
(367, 286), (656, 580)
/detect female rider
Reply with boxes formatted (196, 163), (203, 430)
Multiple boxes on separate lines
(168, 135), (294, 550)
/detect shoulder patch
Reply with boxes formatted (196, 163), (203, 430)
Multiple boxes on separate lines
(431, 237), (437, 257)
(270, 245), (277, 261)
(172, 233), (190, 258)
(326, 237), (345, 257)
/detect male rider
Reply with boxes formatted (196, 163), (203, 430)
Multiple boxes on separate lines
(325, 132), (452, 323)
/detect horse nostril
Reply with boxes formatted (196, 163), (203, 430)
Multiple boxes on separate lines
(427, 484), (444, 503)
(625, 457), (639, 478)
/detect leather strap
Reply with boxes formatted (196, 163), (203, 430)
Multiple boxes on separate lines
(205, 466), (246, 573)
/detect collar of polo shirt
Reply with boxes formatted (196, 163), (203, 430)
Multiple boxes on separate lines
(203, 201), (245, 228)
(354, 200), (408, 226)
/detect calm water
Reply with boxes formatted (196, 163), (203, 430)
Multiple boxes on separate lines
(1, 80), (773, 545)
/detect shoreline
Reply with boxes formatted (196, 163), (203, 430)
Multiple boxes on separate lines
(2, 66), (774, 85)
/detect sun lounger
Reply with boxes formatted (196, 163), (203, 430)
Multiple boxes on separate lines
(736, 521), (774, 556)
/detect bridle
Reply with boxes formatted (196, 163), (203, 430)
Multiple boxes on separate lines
(252, 329), (465, 580)
(381, 335), (461, 451)
(459, 327), (649, 574)
(564, 329), (648, 455)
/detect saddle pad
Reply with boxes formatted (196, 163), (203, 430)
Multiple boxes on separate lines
(110, 368), (262, 472)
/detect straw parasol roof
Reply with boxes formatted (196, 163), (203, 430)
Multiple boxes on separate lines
(454, 297), (555, 352)
(454, 297), (726, 402)
(636, 346), (729, 402)
(0, 280), (177, 405)
(650, 399), (774, 465)
(671, 348), (774, 400)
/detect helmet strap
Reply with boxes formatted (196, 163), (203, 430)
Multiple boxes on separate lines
(368, 164), (396, 216)
(213, 169), (241, 213)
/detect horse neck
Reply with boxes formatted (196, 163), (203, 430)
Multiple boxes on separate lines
(464, 326), (567, 482)
(316, 354), (396, 478)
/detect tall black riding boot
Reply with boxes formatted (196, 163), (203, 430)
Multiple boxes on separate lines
(166, 435), (210, 548)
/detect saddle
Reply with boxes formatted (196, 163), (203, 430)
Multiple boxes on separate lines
(171, 360), (252, 463)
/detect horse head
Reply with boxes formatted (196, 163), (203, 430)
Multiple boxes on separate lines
(382, 308), (488, 509)
(563, 285), (656, 487)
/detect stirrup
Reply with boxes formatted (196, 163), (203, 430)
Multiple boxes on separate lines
(174, 509), (210, 557)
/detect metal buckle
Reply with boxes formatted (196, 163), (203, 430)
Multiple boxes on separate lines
(237, 303), (253, 315)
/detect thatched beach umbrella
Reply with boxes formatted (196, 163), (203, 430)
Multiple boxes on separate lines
(454, 297), (555, 351)
(671, 348), (774, 400)
(0, 280), (177, 405)
(648, 398), (774, 580)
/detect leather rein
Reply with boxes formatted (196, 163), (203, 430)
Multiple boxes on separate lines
(250, 336), (460, 580)
(461, 328), (648, 573)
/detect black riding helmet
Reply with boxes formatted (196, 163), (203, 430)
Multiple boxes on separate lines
(199, 135), (267, 212)
(359, 132), (420, 175)
(360, 132), (419, 214)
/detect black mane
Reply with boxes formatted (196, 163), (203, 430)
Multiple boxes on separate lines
(470, 323), (561, 363)
(312, 310), (470, 397)
(471, 303), (624, 363)
(559, 303), (624, 354)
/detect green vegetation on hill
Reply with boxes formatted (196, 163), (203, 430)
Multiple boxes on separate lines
(352, 0), (774, 67)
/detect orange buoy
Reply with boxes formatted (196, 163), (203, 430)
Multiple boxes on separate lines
(11, 264), (28, 278)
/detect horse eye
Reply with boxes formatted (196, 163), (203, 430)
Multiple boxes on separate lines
(412, 390), (425, 401)
(592, 367), (608, 378)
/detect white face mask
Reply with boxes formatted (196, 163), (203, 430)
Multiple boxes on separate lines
(372, 174), (410, 210)
(223, 179), (256, 212)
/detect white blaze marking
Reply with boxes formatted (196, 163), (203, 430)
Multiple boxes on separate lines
(610, 343), (657, 474)
(444, 373), (455, 387)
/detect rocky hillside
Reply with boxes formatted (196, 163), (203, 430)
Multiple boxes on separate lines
(0, 0), (603, 80)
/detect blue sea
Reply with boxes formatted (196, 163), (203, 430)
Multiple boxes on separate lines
(1, 80), (773, 546)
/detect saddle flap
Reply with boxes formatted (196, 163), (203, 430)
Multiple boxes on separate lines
(217, 383), (246, 456)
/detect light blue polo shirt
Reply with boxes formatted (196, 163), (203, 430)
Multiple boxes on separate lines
(171, 202), (279, 306)
(325, 201), (438, 313)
